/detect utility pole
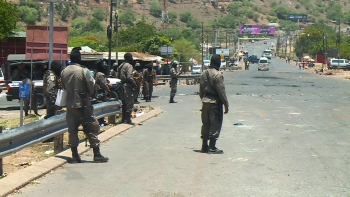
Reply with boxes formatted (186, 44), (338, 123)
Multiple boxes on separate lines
(107, 0), (113, 69)
(322, 32), (325, 73)
(225, 31), (228, 49)
(115, 7), (120, 69)
(201, 22), (204, 71)
(338, 19), (341, 69)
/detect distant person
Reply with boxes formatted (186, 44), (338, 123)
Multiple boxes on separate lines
(22, 78), (40, 116)
(143, 63), (156, 102)
(11, 64), (30, 81)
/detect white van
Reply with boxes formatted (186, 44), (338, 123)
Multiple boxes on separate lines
(263, 49), (272, 59)
(258, 57), (269, 71)
(192, 65), (202, 74)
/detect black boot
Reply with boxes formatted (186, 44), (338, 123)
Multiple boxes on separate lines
(121, 106), (126, 123)
(134, 100), (140, 104)
(208, 139), (223, 154)
(169, 96), (177, 103)
(71, 147), (82, 163)
(125, 112), (135, 125)
(93, 147), (109, 162)
(146, 96), (150, 102)
(201, 139), (209, 153)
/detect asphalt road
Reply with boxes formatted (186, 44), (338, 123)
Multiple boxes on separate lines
(14, 40), (350, 196)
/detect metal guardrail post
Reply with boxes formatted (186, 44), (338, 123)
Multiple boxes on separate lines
(108, 115), (116, 124)
(0, 126), (2, 176)
(54, 134), (64, 154)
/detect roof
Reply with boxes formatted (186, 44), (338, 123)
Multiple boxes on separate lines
(102, 52), (163, 62)
(8, 31), (26, 38)
(68, 46), (98, 53)
(7, 54), (27, 61)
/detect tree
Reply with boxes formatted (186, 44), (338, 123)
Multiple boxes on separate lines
(93, 7), (106, 21)
(173, 38), (200, 66)
(168, 12), (177, 24)
(0, 0), (20, 39)
(119, 10), (136, 26)
(273, 6), (290, 20)
(140, 35), (171, 55)
(186, 18), (201, 29)
(180, 12), (193, 23)
(149, 0), (161, 18)
(326, 3), (343, 21)
(83, 19), (104, 32)
(19, 6), (38, 25)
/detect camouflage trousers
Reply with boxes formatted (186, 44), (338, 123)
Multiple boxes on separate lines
(201, 102), (223, 140)
(66, 106), (100, 148)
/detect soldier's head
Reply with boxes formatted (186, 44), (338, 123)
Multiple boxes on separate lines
(171, 61), (178, 68)
(70, 47), (82, 64)
(145, 63), (153, 71)
(96, 59), (109, 74)
(210, 54), (221, 70)
(124, 53), (133, 64)
(50, 60), (62, 77)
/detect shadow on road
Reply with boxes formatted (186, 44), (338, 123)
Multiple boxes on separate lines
(0, 106), (20, 111)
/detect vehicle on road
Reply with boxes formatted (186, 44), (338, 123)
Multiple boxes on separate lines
(203, 60), (210, 69)
(258, 57), (269, 71)
(220, 59), (226, 68)
(247, 55), (259, 64)
(0, 68), (5, 93)
(262, 49), (272, 59)
(263, 41), (267, 44)
(328, 59), (349, 70)
(192, 65), (202, 74)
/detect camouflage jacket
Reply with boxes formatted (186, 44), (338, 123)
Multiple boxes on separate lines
(43, 70), (63, 101)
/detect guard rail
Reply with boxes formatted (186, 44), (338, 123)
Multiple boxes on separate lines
(0, 101), (122, 159)
(155, 74), (201, 80)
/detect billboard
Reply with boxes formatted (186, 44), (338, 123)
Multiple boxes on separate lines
(239, 25), (275, 35)
(26, 25), (68, 60)
(288, 14), (308, 22)
(215, 48), (229, 57)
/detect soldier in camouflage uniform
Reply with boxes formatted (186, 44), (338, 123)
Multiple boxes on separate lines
(169, 61), (181, 103)
(22, 78), (40, 116)
(133, 62), (143, 104)
(61, 47), (109, 163)
(199, 54), (229, 154)
(117, 53), (137, 124)
(43, 60), (63, 119)
(142, 63), (156, 102)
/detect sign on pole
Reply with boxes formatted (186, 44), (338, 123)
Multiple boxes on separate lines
(161, 46), (174, 55)
(19, 83), (30, 99)
(215, 48), (229, 57)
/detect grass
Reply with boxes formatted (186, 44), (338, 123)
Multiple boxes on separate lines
(0, 115), (40, 130)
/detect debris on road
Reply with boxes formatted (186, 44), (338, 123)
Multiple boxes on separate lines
(233, 123), (244, 126)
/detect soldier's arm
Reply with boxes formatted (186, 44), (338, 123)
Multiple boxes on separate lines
(213, 74), (229, 108)
(199, 74), (205, 99)
(11, 69), (19, 80)
(84, 69), (96, 97)
(126, 65), (136, 86)
(46, 75), (57, 99)
(98, 74), (110, 91)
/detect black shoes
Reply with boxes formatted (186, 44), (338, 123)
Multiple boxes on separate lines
(134, 100), (140, 104)
(93, 147), (109, 162)
(201, 139), (209, 153)
(207, 139), (223, 154)
(70, 147), (82, 163)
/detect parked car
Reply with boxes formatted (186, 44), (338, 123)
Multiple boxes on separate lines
(0, 68), (5, 93)
(247, 55), (259, 64)
(220, 59), (226, 68)
(258, 57), (269, 71)
(328, 59), (349, 70)
(263, 41), (267, 44)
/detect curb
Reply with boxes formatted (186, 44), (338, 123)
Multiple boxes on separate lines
(0, 108), (163, 197)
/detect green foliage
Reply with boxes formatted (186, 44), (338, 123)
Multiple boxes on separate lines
(141, 35), (172, 55)
(186, 18), (201, 29)
(295, 2), (301, 9)
(326, 3), (343, 21)
(68, 36), (107, 52)
(19, 6), (38, 24)
(150, 0), (161, 18)
(168, 12), (177, 24)
(272, 6), (291, 20)
(173, 38), (200, 64)
(61, 5), (70, 22)
(214, 15), (236, 29)
(270, 1), (277, 7)
(279, 20), (299, 33)
(83, 19), (104, 32)
(92, 8), (106, 21)
(119, 10), (136, 26)
(0, 0), (20, 39)
(180, 12), (193, 23)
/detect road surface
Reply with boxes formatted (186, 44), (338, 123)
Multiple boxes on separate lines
(12, 40), (350, 196)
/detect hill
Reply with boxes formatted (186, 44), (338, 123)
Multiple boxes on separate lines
(12, 0), (350, 44)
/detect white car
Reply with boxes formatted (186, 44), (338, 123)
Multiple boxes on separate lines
(203, 60), (210, 68)
(0, 68), (5, 93)
(220, 59), (226, 68)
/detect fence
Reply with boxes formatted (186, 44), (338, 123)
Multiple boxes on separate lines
(0, 101), (122, 174)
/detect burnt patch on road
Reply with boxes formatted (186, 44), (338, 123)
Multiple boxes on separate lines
(263, 84), (300, 87)
(254, 76), (283, 80)
(239, 83), (249, 85)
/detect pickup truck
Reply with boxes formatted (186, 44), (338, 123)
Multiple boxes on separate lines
(328, 59), (349, 70)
